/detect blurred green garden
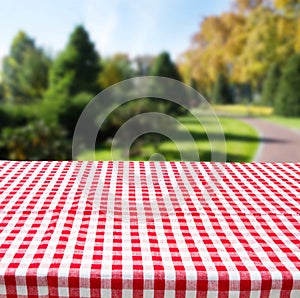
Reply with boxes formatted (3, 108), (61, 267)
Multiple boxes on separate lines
(0, 0), (300, 161)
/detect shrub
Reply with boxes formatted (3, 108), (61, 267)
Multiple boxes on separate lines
(99, 98), (168, 142)
(0, 120), (70, 160)
(261, 63), (281, 106)
(0, 103), (37, 128)
(275, 54), (300, 116)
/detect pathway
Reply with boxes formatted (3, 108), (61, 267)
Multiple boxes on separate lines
(241, 117), (300, 162)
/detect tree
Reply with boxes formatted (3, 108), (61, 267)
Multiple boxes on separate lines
(99, 53), (134, 89)
(212, 73), (234, 104)
(149, 52), (184, 115)
(275, 0), (300, 15)
(0, 82), (3, 101)
(57, 92), (93, 138)
(233, 6), (280, 90)
(275, 0), (300, 54)
(261, 63), (281, 106)
(48, 25), (100, 96)
(233, 0), (268, 13)
(179, 1), (300, 97)
(234, 83), (253, 103)
(2, 31), (50, 102)
(150, 52), (182, 81)
(275, 53), (300, 116)
(179, 12), (246, 95)
(134, 55), (154, 76)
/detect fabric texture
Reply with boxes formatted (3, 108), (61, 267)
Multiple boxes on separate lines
(0, 161), (299, 297)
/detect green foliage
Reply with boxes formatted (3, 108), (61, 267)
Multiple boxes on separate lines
(0, 101), (72, 160)
(57, 92), (93, 138)
(0, 120), (70, 160)
(2, 31), (50, 102)
(150, 52), (182, 81)
(0, 83), (3, 100)
(261, 63), (281, 106)
(0, 108), (12, 130)
(149, 52), (185, 115)
(99, 98), (175, 158)
(38, 93), (68, 125)
(0, 103), (37, 128)
(212, 73), (234, 104)
(275, 53), (300, 116)
(100, 98), (168, 142)
(48, 25), (100, 96)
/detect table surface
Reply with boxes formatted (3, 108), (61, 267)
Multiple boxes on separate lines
(0, 161), (300, 297)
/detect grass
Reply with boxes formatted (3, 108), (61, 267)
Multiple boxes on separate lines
(78, 108), (259, 162)
(265, 116), (300, 130)
(218, 117), (259, 162)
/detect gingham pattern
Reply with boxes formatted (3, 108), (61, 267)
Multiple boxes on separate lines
(0, 161), (300, 297)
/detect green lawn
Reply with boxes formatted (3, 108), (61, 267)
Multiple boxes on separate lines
(265, 116), (300, 130)
(78, 109), (259, 162)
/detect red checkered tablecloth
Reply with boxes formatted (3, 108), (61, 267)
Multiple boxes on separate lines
(0, 161), (300, 297)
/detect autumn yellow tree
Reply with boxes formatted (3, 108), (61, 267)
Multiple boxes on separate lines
(179, 0), (300, 103)
(99, 53), (134, 89)
(179, 12), (246, 97)
(233, 6), (279, 89)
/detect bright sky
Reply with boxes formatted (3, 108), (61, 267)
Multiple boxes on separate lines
(0, 0), (232, 61)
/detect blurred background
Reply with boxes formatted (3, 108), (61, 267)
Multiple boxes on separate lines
(0, 0), (299, 162)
